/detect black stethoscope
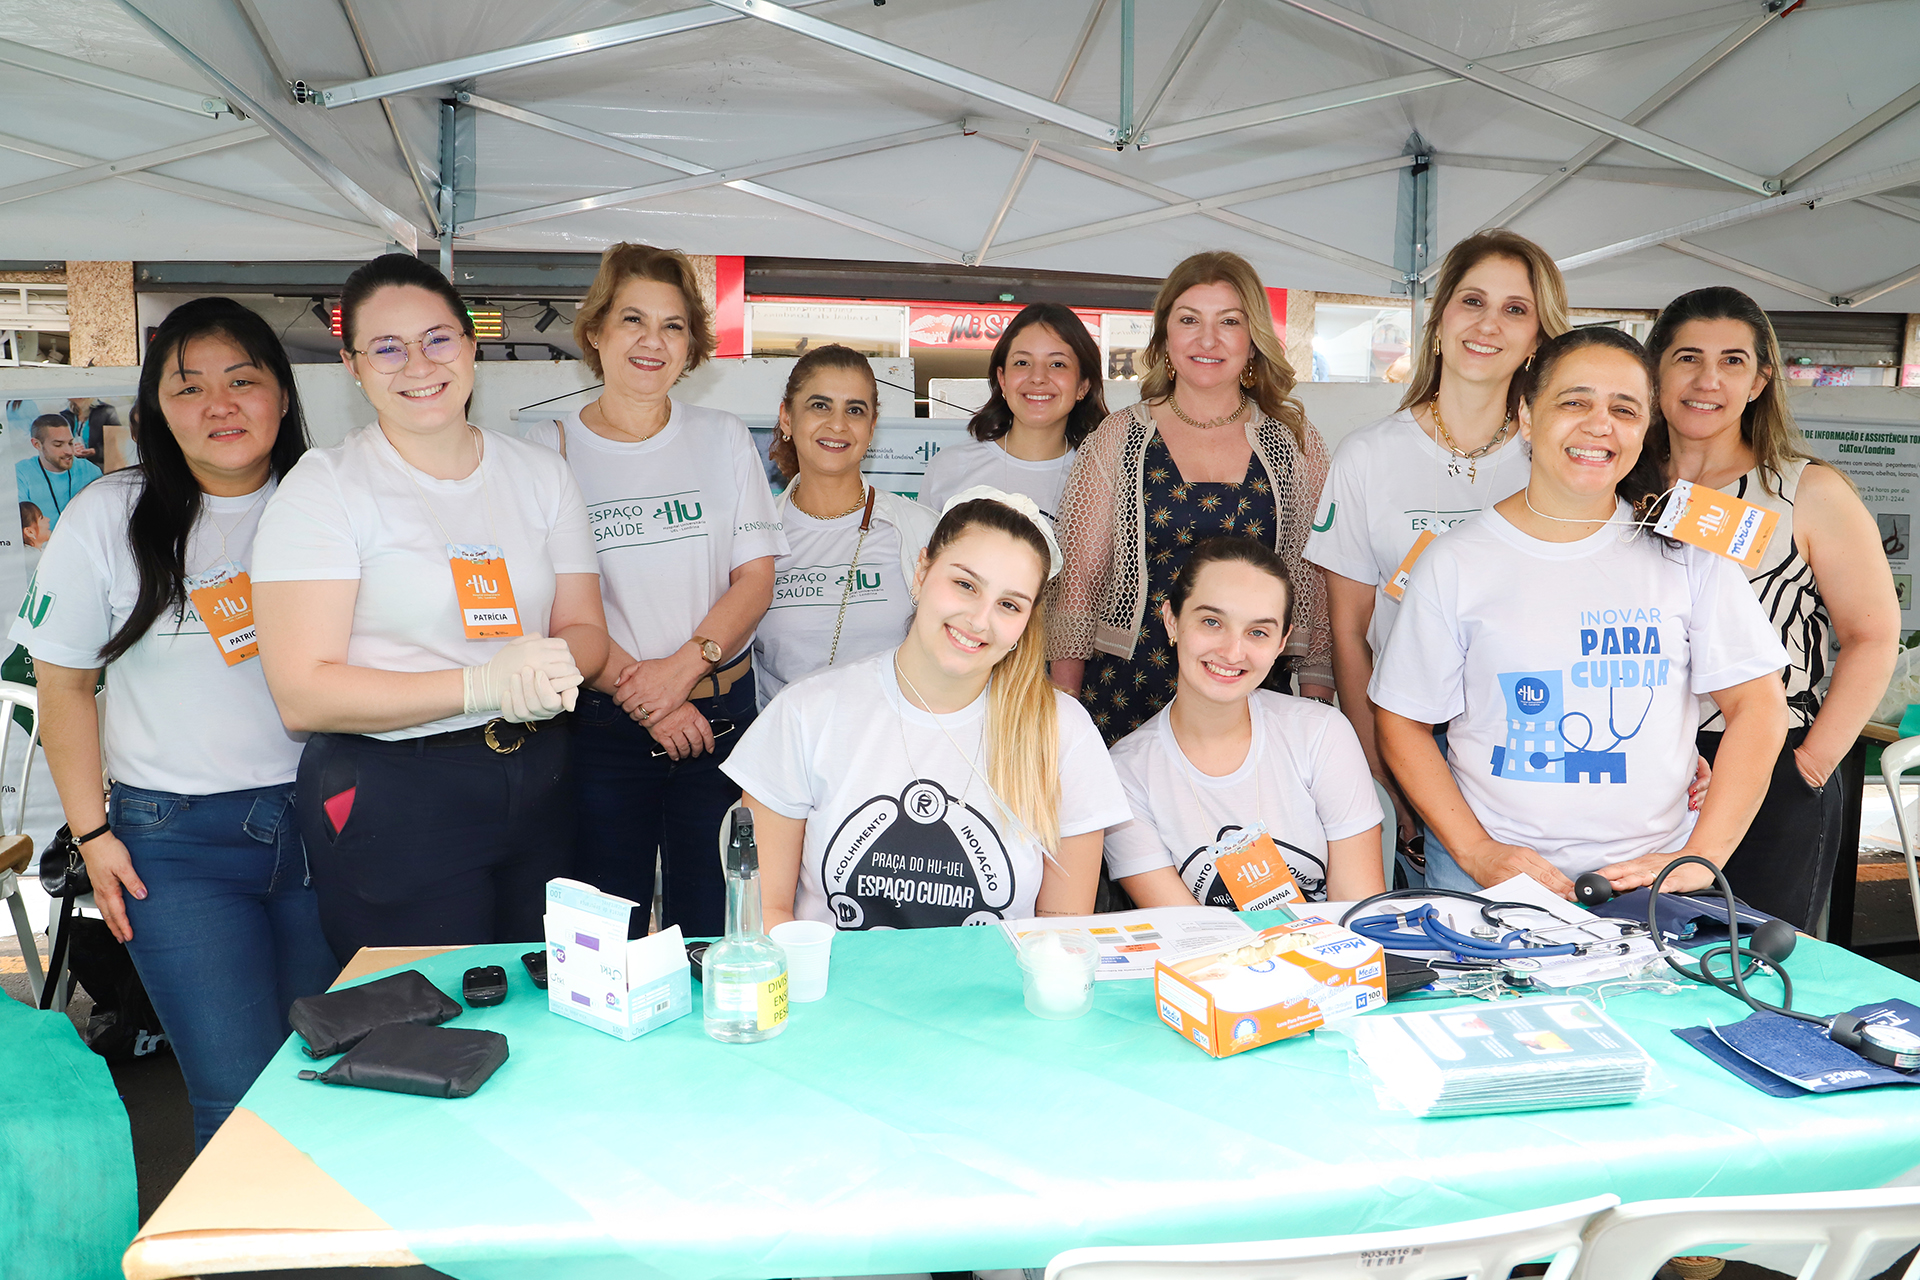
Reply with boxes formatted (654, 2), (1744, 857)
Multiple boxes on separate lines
(1577, 857), (1920, 1071)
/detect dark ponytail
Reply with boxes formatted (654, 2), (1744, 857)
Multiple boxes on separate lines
(102, 298), (309, 663)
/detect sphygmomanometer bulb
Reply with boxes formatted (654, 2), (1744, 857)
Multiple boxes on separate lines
(1749, 918), (1798, 966)
(1573, 872), (1615, 906)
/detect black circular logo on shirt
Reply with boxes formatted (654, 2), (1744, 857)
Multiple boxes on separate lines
(821, 778), (1017, 929)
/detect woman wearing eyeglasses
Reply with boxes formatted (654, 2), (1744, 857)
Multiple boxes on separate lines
(253, 254), (609, 962)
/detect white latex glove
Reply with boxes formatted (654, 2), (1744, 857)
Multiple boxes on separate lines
(463, 636), (581, 717)
(498, 668), (575, 724)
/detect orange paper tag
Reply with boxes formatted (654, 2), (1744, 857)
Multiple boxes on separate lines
(1382, 529), (1437, 602)
(448, 543), (523, 639)
(1653, 480), (1779, 570)
(185, 564), (259, 665)
(1210, 830), (1305, 911)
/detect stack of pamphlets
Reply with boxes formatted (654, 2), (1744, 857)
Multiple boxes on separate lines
(1347, 997), (1656, 1117)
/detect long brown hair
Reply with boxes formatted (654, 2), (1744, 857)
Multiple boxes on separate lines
(770, 344), (878, 481)
(573, 242), (713, 379)
(1138, 251), (1308, 448)
(921, 498), (1062, 855)
(968, 303), (1108, 449)
(1400, 230), (1571, 423)
(1645, 286), (1830, 498)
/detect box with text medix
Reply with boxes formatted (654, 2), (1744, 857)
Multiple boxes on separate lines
(544, 878), (692, 1042)
(1153, 914), (1387, 1058)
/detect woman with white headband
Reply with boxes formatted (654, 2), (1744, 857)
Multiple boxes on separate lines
(724, 487), (1130, 929)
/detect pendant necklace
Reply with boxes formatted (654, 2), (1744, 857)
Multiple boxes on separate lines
(1430, 398), (1511, 482)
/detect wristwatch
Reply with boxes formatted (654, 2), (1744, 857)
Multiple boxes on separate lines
(691, 635), (723, 667)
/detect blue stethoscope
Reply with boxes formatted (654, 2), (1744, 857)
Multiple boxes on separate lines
(1340, 889), (1644, 964)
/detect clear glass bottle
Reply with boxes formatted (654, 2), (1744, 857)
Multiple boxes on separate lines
(703, 806), (789, 1043)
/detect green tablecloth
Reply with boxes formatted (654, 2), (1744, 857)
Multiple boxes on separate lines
(239, 925), (1920, 1280)
(0, 994), (138, 1280)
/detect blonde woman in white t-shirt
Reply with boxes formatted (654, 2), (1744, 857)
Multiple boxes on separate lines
(918, 302), (1108, 521)
(1107, 537), (1385, 908)
(16, 298), (336, 1150)
(725, 492), (1130, 930)
(253, 255), (608, 961)
(756, 344), (937, 708)
(1305, 232), (1567, 865)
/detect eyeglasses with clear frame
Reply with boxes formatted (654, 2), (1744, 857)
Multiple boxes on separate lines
(350, 326), (466, 373)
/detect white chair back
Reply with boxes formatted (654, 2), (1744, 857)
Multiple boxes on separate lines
(1571, 1186), (1920, 1280)
(1879, 735), (1920, 944)
(0, 681), (43, 1000)
(1045, 1194), (1618, 1280)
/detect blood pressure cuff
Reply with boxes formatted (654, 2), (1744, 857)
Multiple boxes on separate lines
(298, 1023), (508, 1099)
(1589, 886), (1779, 947)
(289, 969), (462, 1059)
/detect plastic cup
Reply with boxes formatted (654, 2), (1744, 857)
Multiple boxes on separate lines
(770, 919), (835, 1002)
(1016, 930), (1098, 1020)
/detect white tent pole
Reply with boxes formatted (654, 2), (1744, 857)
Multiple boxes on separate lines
(1777, 82), (1920, 189)
(1557, 158), (1920, 272)
(318, 1), (838, 108)
(112, 0), (420, 251)
(0, 129), (387, 240)
(704, 0), (1121, 145)
(336, 0), (442, 236)
(0, 38), (229, 116)
(972, 0), (1108, 265)
(1861, 197), (1920, 228)
(1469, 7), (1785, 238)
(1662, 241), (1839, 307)
(1136, 1), (1760, 149)
(0, 129), (266, 208)
(1440, 154), (1739, 192)
(1269, 0), (1776, 195)
(1133, 0), (1222, 136)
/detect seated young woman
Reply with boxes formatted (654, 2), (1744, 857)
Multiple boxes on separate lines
(1371, 326), (1789, 899)
(723, 488), (1130, 929)
(1105, 537), (1385, 908)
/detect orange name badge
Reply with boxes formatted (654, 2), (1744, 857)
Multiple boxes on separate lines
(184, 563), (259, 665)
(1210, 830), (1305, 911)
(1382, 529), (1438, 602)
(1653, 479), (1780, 570)
(448, 543), (524, 639)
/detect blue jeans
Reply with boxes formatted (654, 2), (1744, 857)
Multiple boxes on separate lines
(571, 672), (757, 939)
(112, 781), (339, 1150)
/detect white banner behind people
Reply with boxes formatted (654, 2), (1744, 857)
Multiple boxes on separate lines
(1796, 387), (1920, 634)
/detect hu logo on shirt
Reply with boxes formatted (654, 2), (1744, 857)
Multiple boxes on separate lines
(1311, 503), (1335, 533)
(654, 498), (702, 525)
(820, 778), (1017, 929)
(16, 576), (51, 628)
(1489, 668), (1652, 785)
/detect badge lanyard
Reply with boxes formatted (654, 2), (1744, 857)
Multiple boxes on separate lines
(400, 428), (525, 640)
(1171, 714), (1303, 909)
(826, 486), (877, 667)
(37, 460), (74, 518)
(183, 484), (272, 666)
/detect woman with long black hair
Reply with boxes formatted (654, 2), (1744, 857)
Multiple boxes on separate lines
(11, 297), (337, 1149)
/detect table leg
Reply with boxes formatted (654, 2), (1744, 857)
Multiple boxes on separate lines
(1829, 736), (1867, 951)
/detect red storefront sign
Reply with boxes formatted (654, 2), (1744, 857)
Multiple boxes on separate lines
(905, 303), (1106, 349)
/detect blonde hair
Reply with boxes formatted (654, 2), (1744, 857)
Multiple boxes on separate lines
(1399, 230), (1570, 422)
(573, 242), (714, 379)
(923, 499), (1062, 855)
(1139, 251), (1309, 448)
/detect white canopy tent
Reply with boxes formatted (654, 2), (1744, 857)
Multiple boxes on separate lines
(0, 0), (1916, 313)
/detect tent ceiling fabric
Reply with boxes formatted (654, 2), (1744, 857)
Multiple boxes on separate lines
(1, 0), (1916, 311)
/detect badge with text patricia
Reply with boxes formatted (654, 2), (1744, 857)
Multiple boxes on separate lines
(447, 543), (523, 639)
(1653, 479), (1779, 569)
(1208, 825), (1305, 911)
(184, 562), (259, 665)
(1382, 529), (1437, 602)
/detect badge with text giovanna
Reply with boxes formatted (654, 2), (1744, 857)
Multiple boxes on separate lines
(184, 562), (259, 665)
(448, 543), (523, 639)
(1209, 827), (1306, 912)
(1653, 479), (1779, 570)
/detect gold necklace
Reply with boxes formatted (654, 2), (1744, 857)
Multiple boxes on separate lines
(1167, 392), (1249, 430)
(1429, 398), (1511, 482)
(794, 478), (870, 521)
(588, 396), (672, 443)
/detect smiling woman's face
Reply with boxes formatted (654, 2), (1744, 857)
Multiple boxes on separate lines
(341, 284), (474, 434)
(1520, 344), (1653, 507)
(1435, 253), (1541, 392)
(908, 526), (1047, 681)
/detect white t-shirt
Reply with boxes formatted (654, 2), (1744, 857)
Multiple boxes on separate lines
(722, 647), (1131, 930)
(252, 424), (599, 741)
(10, 472), (304, 794)
(1304, 410), (1527, 652)
(1105, 692), (1382, 904)
(1369, 504), (1788, 877)
(918, 437), (1077, 521)
(524, 405), (786, 663)
(755, 488), (938, 709)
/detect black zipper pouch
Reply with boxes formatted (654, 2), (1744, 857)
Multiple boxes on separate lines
(299, 1023), (509, 1099)
(289, 970), (462, 1058)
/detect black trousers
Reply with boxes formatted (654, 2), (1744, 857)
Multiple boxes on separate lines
(1698, 724), (1843, 932)
(296, 722), (573, 964)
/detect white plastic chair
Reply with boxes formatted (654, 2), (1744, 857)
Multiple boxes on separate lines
(1879, 735), (1920, 944)
(1572, 1186), (1920, 1280)
(1044, 1193), (1618, 1280)
(0, 682), (45, 1002)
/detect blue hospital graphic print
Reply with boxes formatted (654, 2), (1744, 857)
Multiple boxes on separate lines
(1491, 670), (1565, 783)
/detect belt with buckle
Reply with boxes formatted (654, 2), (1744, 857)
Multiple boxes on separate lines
(411, 719), (541, 755)
(690, 650), (752, 701)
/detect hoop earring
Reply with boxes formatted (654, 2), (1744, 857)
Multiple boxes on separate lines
(1432, 334), (1442, 357)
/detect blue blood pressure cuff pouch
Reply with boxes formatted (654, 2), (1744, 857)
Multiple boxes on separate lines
(289, 969), (462, 1058)
(1590, 885), (1777, 947)
(299, 1023), (508, 1099)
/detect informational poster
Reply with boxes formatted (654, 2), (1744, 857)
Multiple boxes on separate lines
(1801, 416), (1920, 628)
(747, 421), (969, 503)
(746, 301), (909, 358)
(1101, 313), (1154, 380)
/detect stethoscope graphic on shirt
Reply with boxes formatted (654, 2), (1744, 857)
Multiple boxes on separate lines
(1502, 680), (1654, 785)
